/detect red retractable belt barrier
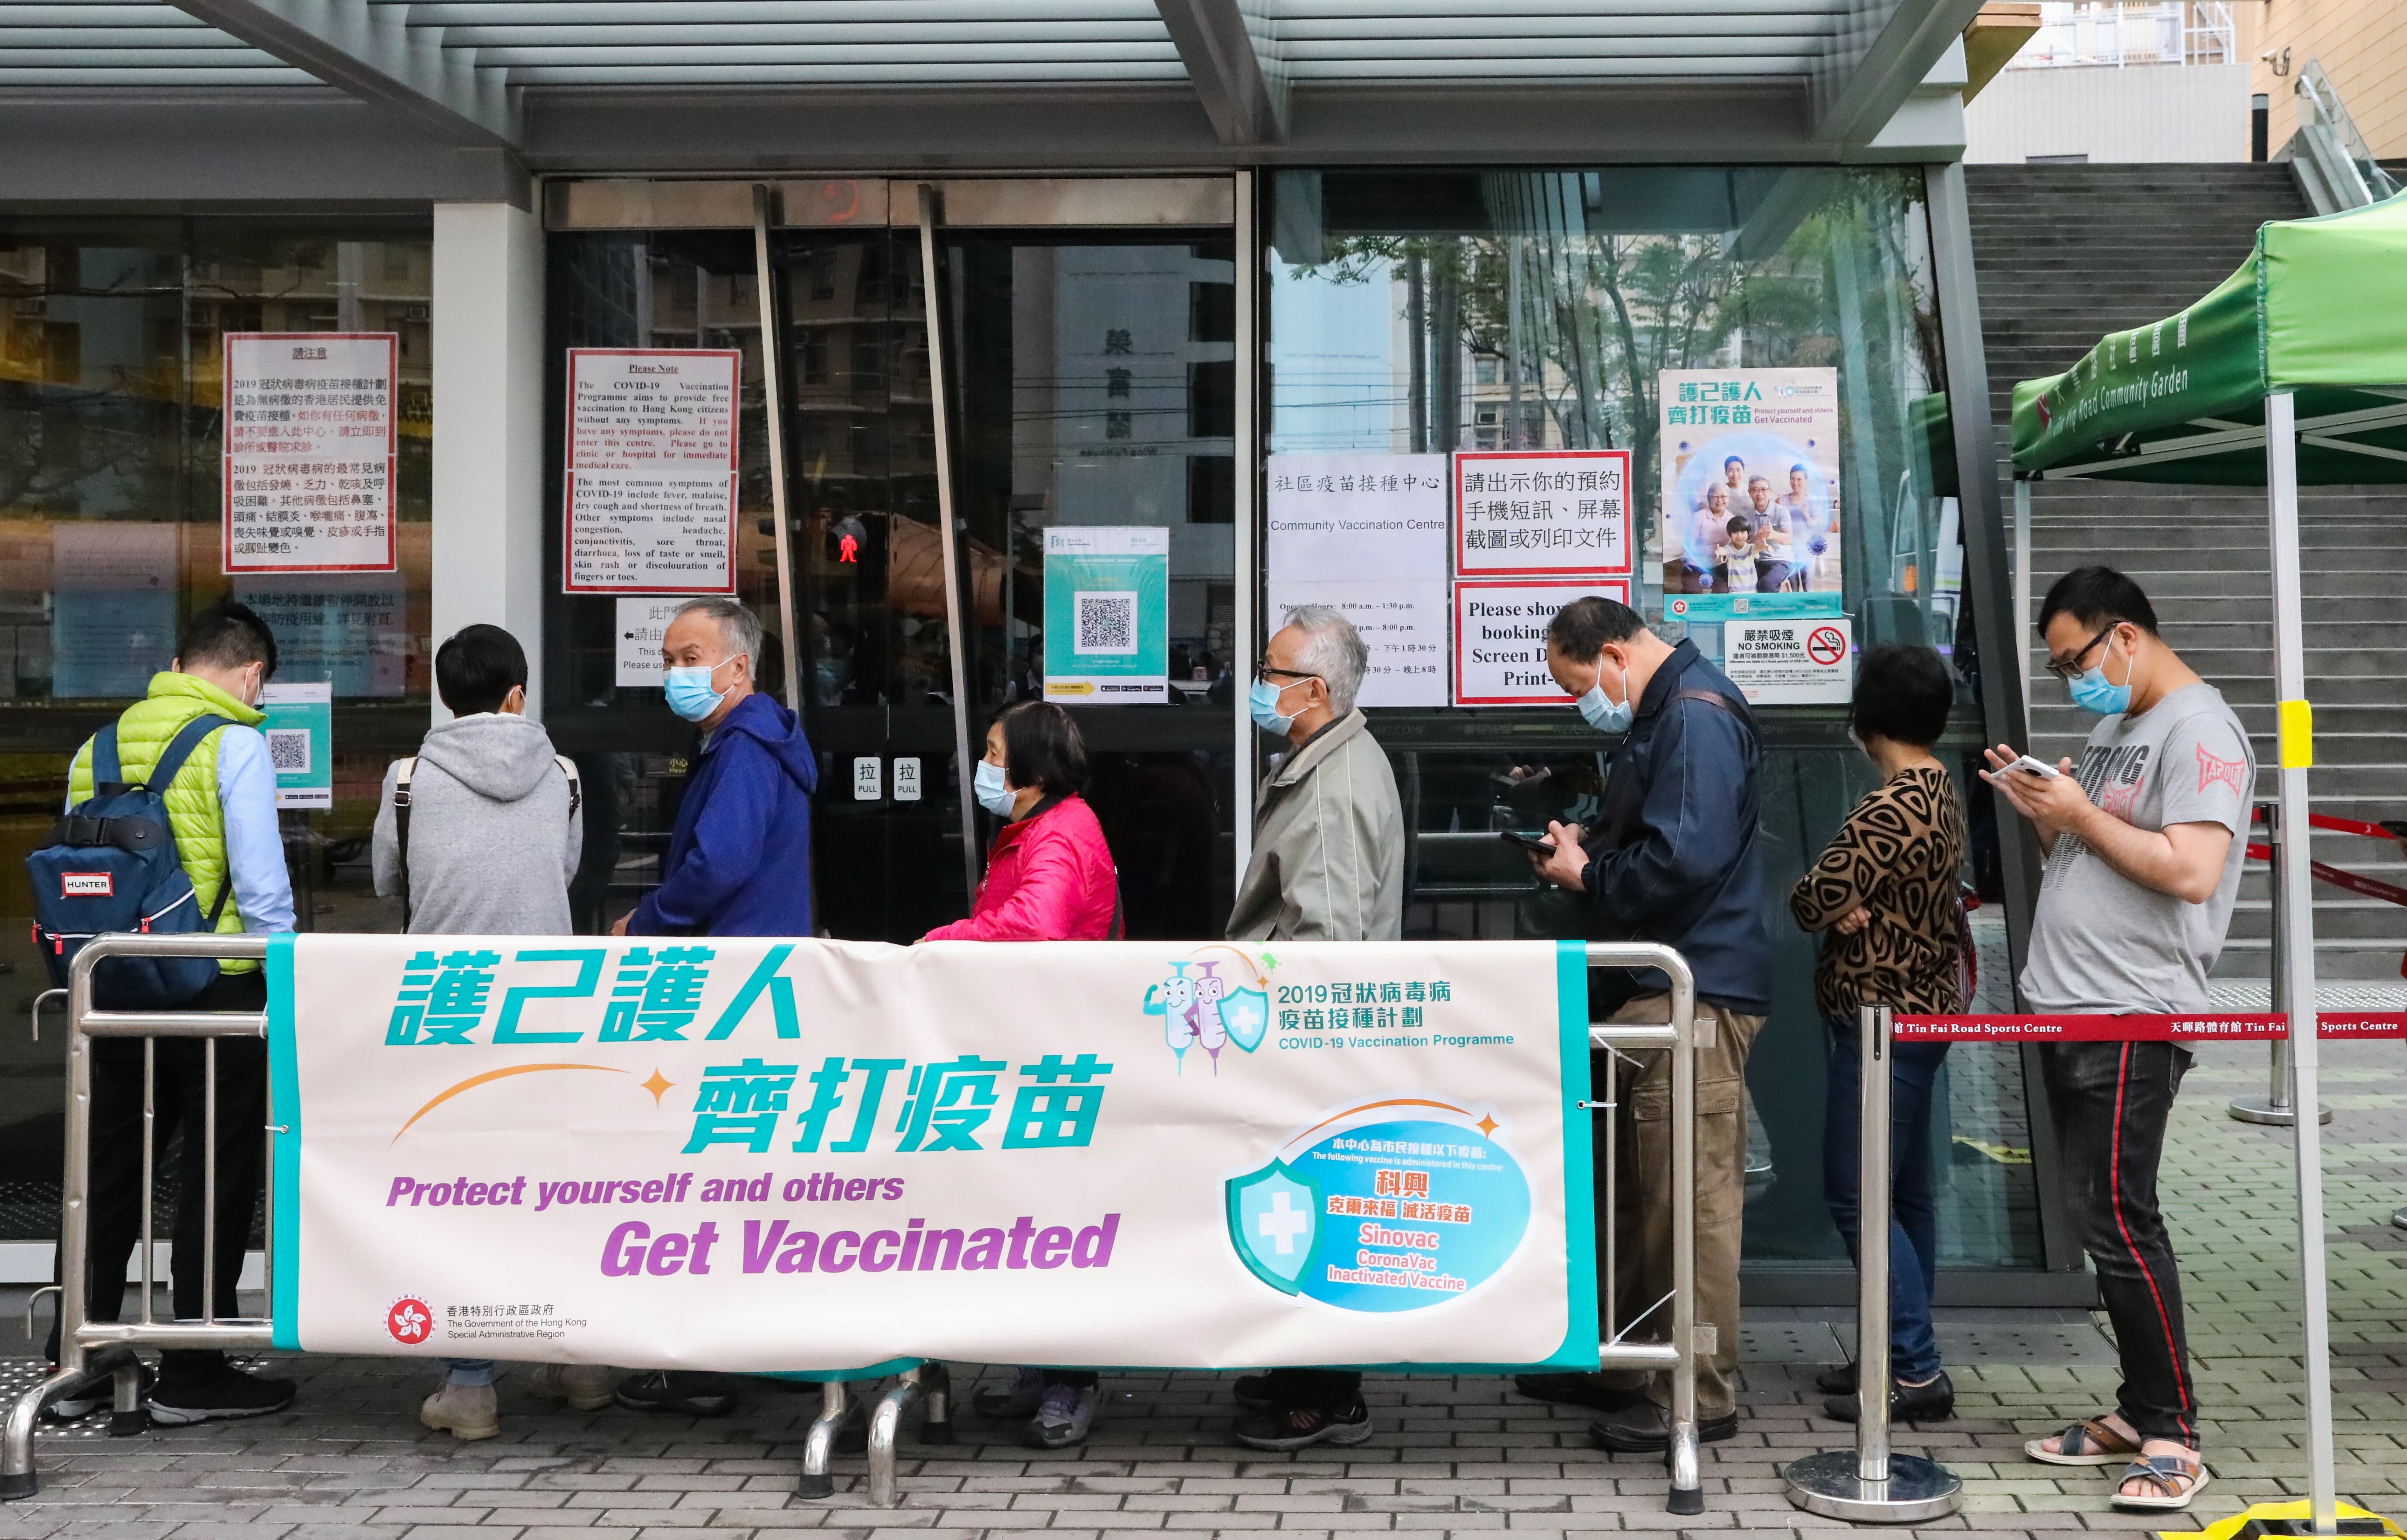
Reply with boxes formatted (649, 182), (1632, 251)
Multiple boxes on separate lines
(1895, 1012), (2407, 1041)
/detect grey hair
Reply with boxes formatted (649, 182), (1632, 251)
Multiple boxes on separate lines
(1281, 604), (1368, 715)
(673, 597), (763, 673)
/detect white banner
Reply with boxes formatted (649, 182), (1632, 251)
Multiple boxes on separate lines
(268, 936), (1596, 1374)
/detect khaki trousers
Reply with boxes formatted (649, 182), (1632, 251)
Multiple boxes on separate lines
(1592, 991), (1765, 1421)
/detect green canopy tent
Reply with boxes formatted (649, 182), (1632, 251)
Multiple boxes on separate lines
(2009, 190), (2407, 1537)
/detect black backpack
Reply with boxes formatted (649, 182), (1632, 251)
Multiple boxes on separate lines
(28, 715), (238, 1008)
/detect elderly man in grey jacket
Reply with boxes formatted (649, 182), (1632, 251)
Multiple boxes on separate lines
(370, 623), (601, 1440)
(1225, 605), (1404, 1451)
(1228, 605), (1403, 944)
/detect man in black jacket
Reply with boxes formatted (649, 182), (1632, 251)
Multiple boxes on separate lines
(1519, 596), (1770, 1453)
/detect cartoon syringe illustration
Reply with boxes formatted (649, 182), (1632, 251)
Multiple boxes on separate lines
(1190, 960), (1231, 1070)
(1143, 961), (1198, 1071)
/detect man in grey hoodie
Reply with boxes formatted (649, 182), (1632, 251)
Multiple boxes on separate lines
(371, 624), (600, 1438)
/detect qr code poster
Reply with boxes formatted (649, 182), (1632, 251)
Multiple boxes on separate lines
(1041, 526), (1168, 704)
(258, 681), (334, 809)
(266, 728), (311, 774)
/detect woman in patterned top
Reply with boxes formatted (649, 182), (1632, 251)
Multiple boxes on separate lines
(1790, 643), (1968, 1425)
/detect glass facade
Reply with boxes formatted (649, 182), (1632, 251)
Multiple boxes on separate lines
(0, 174), (2045, 1282)
(0, 216), (434, 1239)
(1266, 168), (2039, 1276)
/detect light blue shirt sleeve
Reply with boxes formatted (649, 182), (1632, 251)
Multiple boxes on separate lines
(215, 727), (296, 934)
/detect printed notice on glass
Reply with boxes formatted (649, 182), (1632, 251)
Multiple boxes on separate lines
(1721, 617), (1853, 706)
(222, 333), (397, 575)
(565, 349), (740, 594)
(1266, 454), (1451, 708)
(1453, 579), (1629, 708)
(1453, 449), (1631, 579)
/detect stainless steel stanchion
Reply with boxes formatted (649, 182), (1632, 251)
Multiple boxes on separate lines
(2232, 802), (2332, 1126)
(1784, 1004), (1963, 1523)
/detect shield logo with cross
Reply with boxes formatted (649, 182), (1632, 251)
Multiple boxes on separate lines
(1225, 1159), (1321, 1294)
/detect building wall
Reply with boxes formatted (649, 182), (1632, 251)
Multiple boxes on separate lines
(1964, 62), (2251, 162)
(2244, 0), (2407, 160)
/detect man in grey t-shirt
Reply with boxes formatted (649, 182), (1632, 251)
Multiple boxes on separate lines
(1981, 567), (2248, 1513)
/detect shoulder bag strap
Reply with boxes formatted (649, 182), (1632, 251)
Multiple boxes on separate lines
(91, 722), (123, 787)
(555, 756), (583, 820)
(147, 714), (241, 925)
(392, 757), (418, 929)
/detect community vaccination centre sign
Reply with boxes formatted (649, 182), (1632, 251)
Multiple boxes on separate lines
(269, 936), (1598, 1373)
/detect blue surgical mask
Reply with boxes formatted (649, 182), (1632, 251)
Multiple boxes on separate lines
(664, 660), (730, 723)
(973, 759), (1017, 816)
(1576, 663), (1633, 735)
(1249, 676), (1300, 736)
(2068, 664), (2131, 716)
(2067, 640), (2133, 716)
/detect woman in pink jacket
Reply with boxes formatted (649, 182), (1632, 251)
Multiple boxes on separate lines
(922, 701), (1117, 1447)
(922, 701), (1116, 944)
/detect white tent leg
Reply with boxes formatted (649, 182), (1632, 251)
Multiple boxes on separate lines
(2267, 390), (2339, 1535)
(2013, 477), (2033, 709)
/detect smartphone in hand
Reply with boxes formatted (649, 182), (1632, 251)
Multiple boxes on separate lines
(2008, 754), (2060, 779)
(1498, 829), (1557, 857)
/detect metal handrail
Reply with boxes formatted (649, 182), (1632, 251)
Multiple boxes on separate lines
(2291, 61), (2402, 214)
(1579, 940), (1703, 1514)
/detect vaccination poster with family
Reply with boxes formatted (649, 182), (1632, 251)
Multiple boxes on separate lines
(1658, 367), (1843, 621)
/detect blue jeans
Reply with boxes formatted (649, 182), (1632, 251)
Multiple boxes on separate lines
(444, 1359), (495, 1386)
(1820, 1018), (1948, 1382)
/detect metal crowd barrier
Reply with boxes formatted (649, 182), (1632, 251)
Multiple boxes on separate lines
(6, 935), (1702, 1515)
(1581, 941), (1705, 1516)
(4, 933), (276, 1500)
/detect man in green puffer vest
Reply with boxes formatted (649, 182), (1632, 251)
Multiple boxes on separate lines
(47, 601), (298, 1426)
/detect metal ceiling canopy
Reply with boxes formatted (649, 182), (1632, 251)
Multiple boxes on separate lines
(0, 0), (1978, 159)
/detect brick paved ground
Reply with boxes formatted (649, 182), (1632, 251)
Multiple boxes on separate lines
(2, 1039), (2401, 1540)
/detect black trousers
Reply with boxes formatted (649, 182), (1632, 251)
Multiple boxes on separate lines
(49, 971), (270, 1381)
(2040, 1039), (2199, 1445)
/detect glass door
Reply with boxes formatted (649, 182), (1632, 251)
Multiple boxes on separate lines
(781, 192), (1240, 943)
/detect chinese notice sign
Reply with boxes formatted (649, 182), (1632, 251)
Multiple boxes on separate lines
(1452, 450), (1631, 580)
(1721, 617), (1853, 705)
(268, 934), (1596, 1373)
(1452, 579), (1629, 708)
(564, 350), (740, 595)
(259, 681), (334, 810)
(222, 333), (397, 575)
(1041, 526), (1169, 704)
(1265, 455), (1450, 708)
(1659, 367), (1842, 620)
(236, 574), (410, 698)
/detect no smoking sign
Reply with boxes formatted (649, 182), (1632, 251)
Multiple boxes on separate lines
(1724, 617), (1854, 705)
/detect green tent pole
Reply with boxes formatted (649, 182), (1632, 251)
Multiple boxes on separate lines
(2266, 389), (2339, 1535)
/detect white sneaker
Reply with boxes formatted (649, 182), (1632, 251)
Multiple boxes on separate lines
(420, 1381), (499, 1440)
(529, 1363), (616, 1412)
(1025, 1382), (1096, 1449)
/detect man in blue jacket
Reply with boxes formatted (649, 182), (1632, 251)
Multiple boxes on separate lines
(612, 598), (816, 940)
(612, 596), (816, 1416)
(1518, 596), (1768, 1454)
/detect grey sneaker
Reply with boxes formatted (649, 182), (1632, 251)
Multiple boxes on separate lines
(1025, 1382), (1096, 1449)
